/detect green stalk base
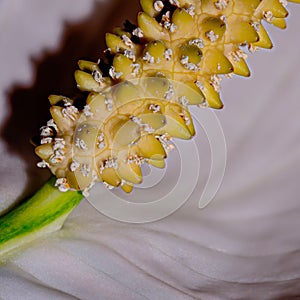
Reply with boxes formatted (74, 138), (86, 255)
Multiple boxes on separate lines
(0, 176), (83, 262)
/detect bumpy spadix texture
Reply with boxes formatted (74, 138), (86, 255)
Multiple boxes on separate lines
(35, 0), (298, 194)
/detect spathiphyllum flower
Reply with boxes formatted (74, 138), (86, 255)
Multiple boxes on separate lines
(0, 0), (300, 299)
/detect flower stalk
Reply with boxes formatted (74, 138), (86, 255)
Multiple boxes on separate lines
(0, 177), (83, 261)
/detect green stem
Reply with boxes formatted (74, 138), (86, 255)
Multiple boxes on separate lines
(0, 176), (84, 262)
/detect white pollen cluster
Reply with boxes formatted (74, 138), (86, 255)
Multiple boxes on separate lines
(154, 0), (164, 12)
(214, 0), (229, 10)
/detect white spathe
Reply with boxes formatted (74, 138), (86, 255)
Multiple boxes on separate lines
(0, 1), (300, 299)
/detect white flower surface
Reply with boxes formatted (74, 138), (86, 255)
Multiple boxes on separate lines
(0, 0), (300, 299)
